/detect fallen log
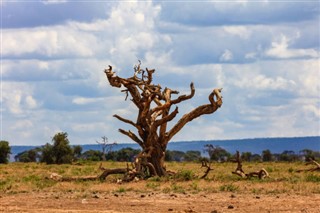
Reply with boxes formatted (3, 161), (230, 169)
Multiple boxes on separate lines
(48, 163), (131, 182)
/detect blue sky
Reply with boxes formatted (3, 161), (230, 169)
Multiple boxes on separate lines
(1, 0), (319, 146)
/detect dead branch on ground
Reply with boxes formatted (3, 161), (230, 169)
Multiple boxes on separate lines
(231, 151), (269, 179)
(48, 155), (159, 182)
(200, 160), (214, 179)
(296, 159), (320, 173)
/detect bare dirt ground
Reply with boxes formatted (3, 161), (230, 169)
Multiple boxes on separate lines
(1, 191), (319, 213)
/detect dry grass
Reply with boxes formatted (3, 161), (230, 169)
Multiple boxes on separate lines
(0, 161), (319, 196)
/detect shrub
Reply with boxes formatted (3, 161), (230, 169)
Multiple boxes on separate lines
(174, 169), (196, 181)
(219, 184), (239, 192)
(305, 174), (320, 182)
(0, 141), (11, 164)
(41, 132), (73, 164)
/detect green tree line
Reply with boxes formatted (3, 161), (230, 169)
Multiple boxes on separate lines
(1, 133), (319, 164)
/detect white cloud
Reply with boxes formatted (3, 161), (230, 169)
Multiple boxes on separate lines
(298, 60), (320, 97)
(223, 26), (251, 39)
(2, 27), (98, 58)
(1, 82), (37, 115)
(303, 104), (320, 119)
(219, 49), (233, 62)
(265, 34), (319, 59)
(71, 122), (108, 133)
(72, 97), (104, 105)
(174, 122), (225, 141)
(11, 120), (34, 131)
(41, 0), (67, 5)
(233, 74), (296, 91)
(2, 59), (90, 82)
(25, 96), (38, 109)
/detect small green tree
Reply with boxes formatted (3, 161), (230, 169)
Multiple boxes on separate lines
(204, 144), (231, 162)
(15, 149), (39, 162)
(52, 132), (73, 164)
(241, 152), (252, 162)
(82, 150), (103, 161)
(41, 143), (54, 164)
(184, 150), (201, 162)
(299, 149), (316, 161)
(73, 145), (83, 160)
(0, 140), (11, 164)
(279, 150), (298, 162)
(165, 150), (185, 162)
(41, 132), (73, 164)
(251, 154), (262, 162)
(115, 147), (140, 162)
(262, 149), (273, 162)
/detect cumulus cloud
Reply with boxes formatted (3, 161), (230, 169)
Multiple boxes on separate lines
(1, 82), (38, 115)
(234, 74), (296, 91)
(223, 26), (251, 39)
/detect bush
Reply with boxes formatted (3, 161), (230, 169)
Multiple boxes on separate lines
(41, 132), (73, 164)
(15, 149), (38, 162)
(219, 184), (239, 192)
(305, 174), (320, 182)
(174, 169), (196, 181)
(0, 141), (11, 164)
(40, 143), (54, 164)
(52, 132), (73, 164)
(81, 150), (103, 161)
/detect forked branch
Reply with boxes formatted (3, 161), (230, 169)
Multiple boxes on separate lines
(200, 160), (214, 179)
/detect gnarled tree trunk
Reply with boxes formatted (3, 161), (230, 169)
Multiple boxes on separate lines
(104, 62), (223, 176)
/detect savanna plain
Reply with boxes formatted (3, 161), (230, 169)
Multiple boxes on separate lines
(1, 161), (319, 213)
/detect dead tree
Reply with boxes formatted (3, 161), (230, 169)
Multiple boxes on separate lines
(104, 62), (223, 177)
(231, 151), (269, 179)
(96, 136), (117, 161)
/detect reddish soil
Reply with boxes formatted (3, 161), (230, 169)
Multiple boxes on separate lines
(1, 192), (319, 213)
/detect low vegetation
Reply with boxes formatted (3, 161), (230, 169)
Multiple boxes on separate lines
(0, 161), (319, 196)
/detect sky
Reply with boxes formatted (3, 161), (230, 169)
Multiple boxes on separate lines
(1, 0), (319, 146)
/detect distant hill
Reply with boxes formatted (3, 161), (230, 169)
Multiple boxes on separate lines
(168, 136), (320, 154)
(10, 136), (319, 161)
